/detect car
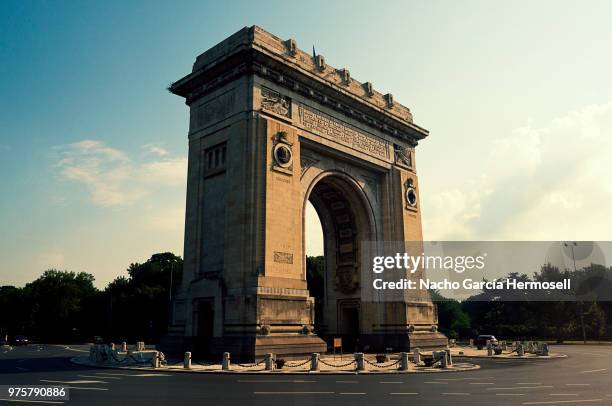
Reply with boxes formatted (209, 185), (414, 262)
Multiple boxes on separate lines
(12, 335), (29, 346)
(474, 334), (498, 350)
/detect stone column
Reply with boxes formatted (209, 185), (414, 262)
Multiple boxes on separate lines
(355, 353), (365, 371)
(517, 344), (524, 356)
(184, 352), (191, 369)
(264, 353), (274, 371)
(486, 340), (493, 356)
(121, 342), (127, 352)
(399, 352), (409, 371)
(445, 349), (453, 365)
(222, 352), (231, 370)
(412, 348), (421, 365)
(310, 353), (319, 371)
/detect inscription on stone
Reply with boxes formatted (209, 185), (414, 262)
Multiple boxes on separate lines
(298, 104), (389, 159)
(273, 251), (294, 264)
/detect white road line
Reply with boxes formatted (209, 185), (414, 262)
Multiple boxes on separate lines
(442, 392), (470, 395)
(390, 392), (418, 395)
(517, 382), (542, 385)
(78, 374), (121, 380)
(424, 381), (448, 384)
(237, 379), (315, 383)
(379, 381), (403, 384)
(522, 399), (602, 405)
(566, 384), (590, 386)
(64, 386), (109, 391)
(579, 369), (607, 374)
(488, 386), (553, 390)
(339, 393), (366, 395)
(94, 373), (139, 377)
(254, 391), (334, 395)
(550, 394), (580, 396)
(469, 382), (494, 385)
(496, 393), (524, 396)
(0, 399), (64, 404)
(436, 377), (491, 381)
(40, 379), (108, 384)
(94, 372), (170, 377)
(335, 380), (358, 383)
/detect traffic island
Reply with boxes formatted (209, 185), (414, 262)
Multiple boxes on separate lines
(71, 344), (480, 374)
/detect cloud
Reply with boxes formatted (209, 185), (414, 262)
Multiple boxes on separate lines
(143, 143), (169, 157)
(423, 102), (612, 241)
(55, 140), (186, 207)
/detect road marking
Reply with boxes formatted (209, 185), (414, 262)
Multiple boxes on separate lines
(550, 394), (580, 396)
(496, 393), (524, 396)
(522, 399), (602, 405)
(379, 381), (403, 384)
(390, 392), (419, 395)
(424, 381), (448, 384)
(95, 373), (138, 377)
(336, 380), (358, 383)
(64, 386), (109, 391)
(579, 369), (607, 374)
(237, 379), (315, 383)
(339, 393), (366, 395)
(254, 391), (334, 395)
(442, 392), (470, 395)
(0, 399), (64, 404)
(435, 377), (490, 381)
(78, 374), (121, 380)
(488, 386), (553, 390)
(469, 382), (494, 385)
(40, 379), (108, 384)
(567, 384), (590, 386)
(132, 373), (172, 377)
(15, 367), (29, 371)
(94, 372), (170, 377)
(517, 382), (542, 385)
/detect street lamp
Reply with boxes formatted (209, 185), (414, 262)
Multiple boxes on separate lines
(564, 242), (586, 344)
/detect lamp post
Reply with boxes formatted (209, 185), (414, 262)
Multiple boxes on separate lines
(564, 242), (586, 344)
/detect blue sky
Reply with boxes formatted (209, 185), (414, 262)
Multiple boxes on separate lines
(1, 0), (611, 288)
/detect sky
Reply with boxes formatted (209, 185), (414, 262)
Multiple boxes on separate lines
(1, 1), (611, 288)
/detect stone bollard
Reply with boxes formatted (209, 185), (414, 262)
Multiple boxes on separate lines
(412, 348), (421, 365)
(310, 353), (319, 371)
(264, 353), (274, 371)
(469, 338), (474, 348)
(445, 349), (453, 365)
(152, 351), (160, 368)
(355, 353), (365, 371)
(399, 352), (409, 371)
(449, 339), (456, 348)
(222, 352), (230, 370)
(486, 340), (493, 356)
(121, 341), (127, 352)
(540, 343), (549, 356)
(517, 344), (524, 356)
(184, 351), (192, 369)
(501, 340), (507, 351)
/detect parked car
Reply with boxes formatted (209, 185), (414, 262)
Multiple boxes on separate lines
(12, 335), (29, 346)
(474, 334), (498, 350)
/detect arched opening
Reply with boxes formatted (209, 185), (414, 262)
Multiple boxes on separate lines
(304, 172), (374, 351)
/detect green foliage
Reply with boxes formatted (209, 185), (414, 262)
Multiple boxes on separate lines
(0, 253), (183, 343)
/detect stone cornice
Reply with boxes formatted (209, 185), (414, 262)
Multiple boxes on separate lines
(170, 25), (428, 145)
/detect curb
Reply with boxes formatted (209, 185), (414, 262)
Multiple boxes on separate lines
(70, 357), (480, 375)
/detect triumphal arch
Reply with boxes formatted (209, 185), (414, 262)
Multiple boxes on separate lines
(165, 26), (447, 359)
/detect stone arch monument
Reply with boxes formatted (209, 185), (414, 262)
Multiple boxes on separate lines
(164, 26), (447, 360)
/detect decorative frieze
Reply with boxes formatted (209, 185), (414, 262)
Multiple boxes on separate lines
(298, 104), (389, 160)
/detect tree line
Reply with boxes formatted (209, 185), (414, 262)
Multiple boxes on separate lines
(0, 253), (182, 343)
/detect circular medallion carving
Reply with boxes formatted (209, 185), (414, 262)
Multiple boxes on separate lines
(406, 186), (417, 207)
(273, 143), (293, 168)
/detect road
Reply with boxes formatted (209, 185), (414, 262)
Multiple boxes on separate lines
(1, 344), (611, 405)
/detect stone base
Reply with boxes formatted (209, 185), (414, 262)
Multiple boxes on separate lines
(358, 331), (448, 352)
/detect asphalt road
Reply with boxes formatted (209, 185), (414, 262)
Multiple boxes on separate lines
(1, 344), (611, 405)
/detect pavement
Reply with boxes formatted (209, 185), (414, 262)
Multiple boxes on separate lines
(1, 343), (611, 405)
